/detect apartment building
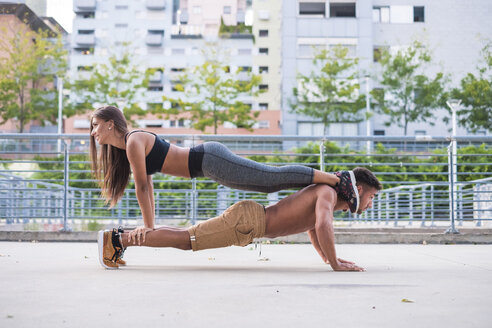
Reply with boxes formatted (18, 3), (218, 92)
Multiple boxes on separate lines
(252, 0), (282, 129)
(67, 0), (280, 136)
(282, 0), (492, 140)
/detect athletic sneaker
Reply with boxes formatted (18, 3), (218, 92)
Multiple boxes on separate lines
(97, 229), (124, 270)
(334, 170), (359, 214)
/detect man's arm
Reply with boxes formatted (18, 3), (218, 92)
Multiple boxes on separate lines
(313, 187), (365, 272)
(307, 229), (329, 264)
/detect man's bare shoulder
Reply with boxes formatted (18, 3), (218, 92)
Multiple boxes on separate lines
(312, 184), (337, 199)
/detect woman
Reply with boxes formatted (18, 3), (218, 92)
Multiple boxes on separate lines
(90, 105), (359, 241)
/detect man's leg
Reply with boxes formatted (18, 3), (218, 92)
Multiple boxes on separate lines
(120, 226), (192, 250)
(97, 201), (265, 269)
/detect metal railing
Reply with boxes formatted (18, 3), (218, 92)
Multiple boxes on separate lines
(0, 133), (491, 231)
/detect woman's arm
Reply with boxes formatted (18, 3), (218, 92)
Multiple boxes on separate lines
(126, 136), (155, 230)
(147, 175), (155, 218)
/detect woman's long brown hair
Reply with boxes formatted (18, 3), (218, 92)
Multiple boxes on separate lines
(89, 105), (130, 207)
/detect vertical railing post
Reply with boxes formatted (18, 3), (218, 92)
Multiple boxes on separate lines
(476, 183), (482, 227)
(446, 141), (459, 234)
(319, 139), (325, 172)
(385, 193), (390, 225)
(191, 136), (197, 225)
(458, 185), (463, 226)
(409, 191), (414, 226)
(394, 193), (399, 227)
(430, 185), (435, 226)
(421, 187), (427, 227)
(377, 193), (382, 224)
(61, 139), (71, 232)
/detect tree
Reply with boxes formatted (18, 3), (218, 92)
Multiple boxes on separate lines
(371, 40), (447, 135)
(0, 24), (67, 132)
(68, 44), (153, 121)
(450, 40), (492, 132)
(155, 46), (262, 134)
(291, 45), (365, 133)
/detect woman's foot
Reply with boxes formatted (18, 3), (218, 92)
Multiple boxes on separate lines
(334, 171), (359, 214)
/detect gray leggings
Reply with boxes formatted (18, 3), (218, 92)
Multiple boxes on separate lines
(195, 142), (314, 193)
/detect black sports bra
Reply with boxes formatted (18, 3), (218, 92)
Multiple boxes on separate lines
(124, 130), (170, 175)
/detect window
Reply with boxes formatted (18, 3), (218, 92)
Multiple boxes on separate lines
(145, 122), (163, 128)
(238, 49), (252, 55)
(178, 119), (185, 127)
(298, 122), (325, 136)
(115, 23), (128, 28)
(223, 6), (231, 14)
(373, 130), (385, 136)
(148, 86), (163, 91)
(259, 103), (269, 110)
(78, 30), (94, 35)
(259, 29), (268, 37)
(115, 5), (128, 10)
(74, 48), (94, 55)
(298, 44), (314, 57)
(258, 120), (270, 129)
(389, 6), (413, 23)
(414, 130), (427, 136)
(259, 84), (269, 91)
(78, 12), (95, 19)
(414, 6), (424, 22)
(148, 30), (164, 35)
(171, 67), (186, 72)
(77, 65), (93, 71)
(373, 46), (387, 62)
(373, 6), (389, 23)
(259, 48), (269, 55)
(299, 2), (326, 16)
(259, 66), (269, 74)
(239, 66), (252, 72)
(172, 48), (185, 55)
(171, 81), (183, 92)
(192, 6), (201, 14)
(330, 3), (356, 17)
(328, 123), (358, 136)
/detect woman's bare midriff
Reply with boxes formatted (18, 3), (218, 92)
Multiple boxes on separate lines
(160, 144), (191, 178)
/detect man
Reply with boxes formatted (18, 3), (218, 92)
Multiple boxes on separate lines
(98, 167), (382, 272)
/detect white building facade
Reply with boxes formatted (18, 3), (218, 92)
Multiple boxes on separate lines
(282, 0), (492, 140)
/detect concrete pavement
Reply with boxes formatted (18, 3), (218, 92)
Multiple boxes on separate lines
(1, 242), (491, 328)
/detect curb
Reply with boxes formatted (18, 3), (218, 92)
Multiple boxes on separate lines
(1, 229), (492, 244)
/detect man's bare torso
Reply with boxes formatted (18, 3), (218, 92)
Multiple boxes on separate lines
(264, 184), (338, 238)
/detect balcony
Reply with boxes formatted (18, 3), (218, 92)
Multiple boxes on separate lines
(171, 25), (203, 39)
(145, 33), (163, 46)
(146, 0), (166, 10)
(74, 34), (95, 46)
(149, 70), (163, 83)
(73, 0), (96, 12)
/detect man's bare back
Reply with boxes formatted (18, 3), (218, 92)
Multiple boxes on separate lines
(264, 184), (345, 238)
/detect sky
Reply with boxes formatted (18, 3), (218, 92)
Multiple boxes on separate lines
(46, 0), (74, 33)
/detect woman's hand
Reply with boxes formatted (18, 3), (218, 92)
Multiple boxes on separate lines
(128, 226), (154, 246)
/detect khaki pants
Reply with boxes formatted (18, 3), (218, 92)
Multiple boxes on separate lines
(188, 200), (266, 251)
